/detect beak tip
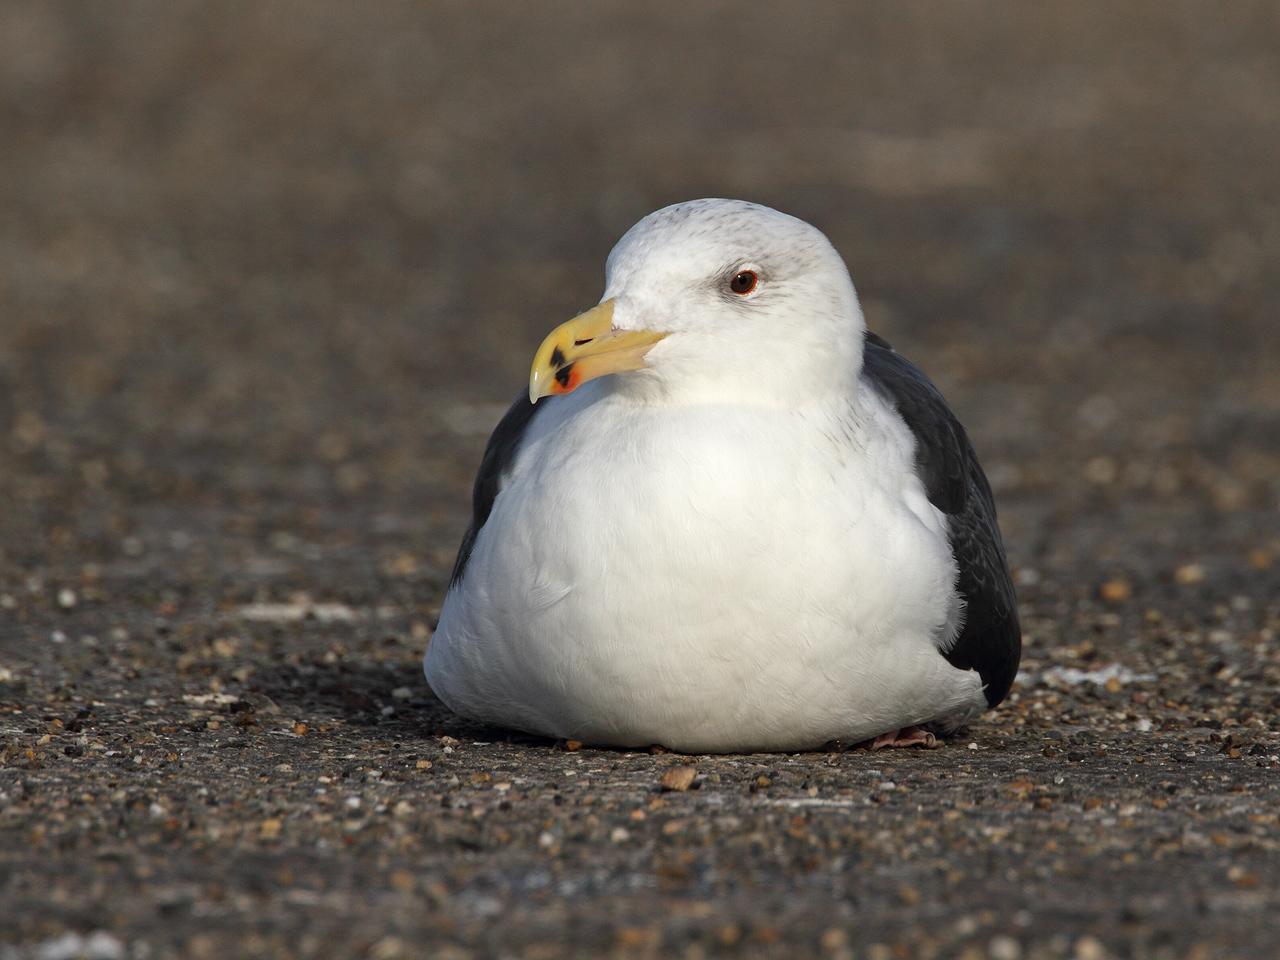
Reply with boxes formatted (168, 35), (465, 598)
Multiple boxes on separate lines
(527, 374), (546, 405)
(529, 298), (658, 406)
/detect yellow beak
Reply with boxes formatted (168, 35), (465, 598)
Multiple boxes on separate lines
(528, 299), (667, 403)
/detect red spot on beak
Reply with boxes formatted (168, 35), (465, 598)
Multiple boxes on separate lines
(553, 366), (579, 394)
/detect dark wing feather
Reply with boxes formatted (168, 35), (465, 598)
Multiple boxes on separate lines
(861, 332), (1021, 707)
(449, 393), (544, 586)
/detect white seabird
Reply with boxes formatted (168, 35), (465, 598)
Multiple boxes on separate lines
(425, 199), (1020, 753)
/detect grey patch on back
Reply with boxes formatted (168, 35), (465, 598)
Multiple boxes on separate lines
(450, 393), (545, 586)
(860, 331), (1022, 707)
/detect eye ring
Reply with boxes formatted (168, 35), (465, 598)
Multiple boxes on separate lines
(729, 269), (759, 295)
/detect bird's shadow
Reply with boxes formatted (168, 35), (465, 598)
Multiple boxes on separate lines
(249, 655), (550, 747)
(249, 656), (976, 759)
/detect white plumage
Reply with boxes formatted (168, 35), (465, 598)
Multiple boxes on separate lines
(425, 199), (1002, 752)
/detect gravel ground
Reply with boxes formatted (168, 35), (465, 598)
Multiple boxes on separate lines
(2, 4), (1279, 958)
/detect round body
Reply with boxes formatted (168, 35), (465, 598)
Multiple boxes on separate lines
(425, 379), (987, 753)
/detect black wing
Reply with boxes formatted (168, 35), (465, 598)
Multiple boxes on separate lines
(449, 393), (544, 586)
(862, 331), (1021, 707)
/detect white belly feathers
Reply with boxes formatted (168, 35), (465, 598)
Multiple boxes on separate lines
(425, 382), (984, 752)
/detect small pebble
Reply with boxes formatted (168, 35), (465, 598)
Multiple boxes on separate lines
(1099, 579), (1132, 603)
(820, 928), (848, 952)
(1246, 548), (1272, 569)
(659, 765), (697, 792)
(1074, 935), (1108, 960)
(1174, 563), (1205, 585)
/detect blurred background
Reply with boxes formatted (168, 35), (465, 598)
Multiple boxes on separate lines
(2, 3), (1279, 957)
(3, 1), (1277, 594)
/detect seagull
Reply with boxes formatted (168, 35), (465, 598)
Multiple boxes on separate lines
(424, 199), (1020, 753)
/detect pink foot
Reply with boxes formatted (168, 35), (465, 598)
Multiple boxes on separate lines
(867, 725), (940, 750)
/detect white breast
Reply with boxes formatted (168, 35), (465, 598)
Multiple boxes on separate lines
(425, 380), (985, 752)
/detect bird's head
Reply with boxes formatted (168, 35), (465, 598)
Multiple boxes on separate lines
(529, 199), (866, 407)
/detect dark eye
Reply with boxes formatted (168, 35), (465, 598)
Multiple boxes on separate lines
(729, 270), (758, 295)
